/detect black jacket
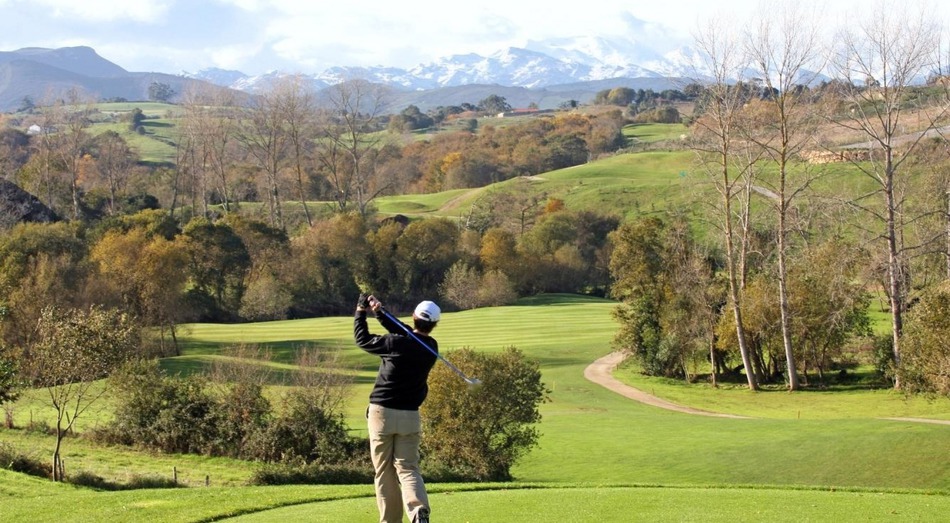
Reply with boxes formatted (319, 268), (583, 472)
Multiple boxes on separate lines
(354, 309), (438, 410)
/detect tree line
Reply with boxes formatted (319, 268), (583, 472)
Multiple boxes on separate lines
(650, 2), (950, 395)
(0, 79), (628, 230)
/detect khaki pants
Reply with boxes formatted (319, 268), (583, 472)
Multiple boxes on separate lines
(367, 404), (430, 523)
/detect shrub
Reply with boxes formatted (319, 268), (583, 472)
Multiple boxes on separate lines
(95, 360), (222, 454)
(245, 387), (362, 464)
(898, 282), (950, 397)
(476, 270), (518, 307)
(0, 442), (50, 478)
(422, 346), (548, 481)
(68, 470), (180, 490)
(248, 457), (372, 486)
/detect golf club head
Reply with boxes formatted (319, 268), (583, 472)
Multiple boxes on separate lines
(465, 377), (482, 387)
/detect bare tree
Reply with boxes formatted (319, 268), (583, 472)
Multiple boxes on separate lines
(237, 85), (290, 229)
(690, 18), (761, 390)
(828, 2), (942, 387)
(55, 88), (95, 219)
(23, 305), (140, 481)
(180, 85), (242, 219)
(315, 79), (392, 215)
(275, 75), (317, 227)
(743, 5), (826, 390)
(91, 131), (136, 215)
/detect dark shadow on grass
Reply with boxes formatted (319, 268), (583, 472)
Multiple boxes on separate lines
(516, 293), (615, 306)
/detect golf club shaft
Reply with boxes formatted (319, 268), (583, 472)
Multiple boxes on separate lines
(378, 308), (478, 384)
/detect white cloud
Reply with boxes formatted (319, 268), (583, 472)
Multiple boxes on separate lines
(28, 0), (173, 22)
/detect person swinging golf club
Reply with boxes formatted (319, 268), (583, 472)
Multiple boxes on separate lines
(355, 293), (440, 523)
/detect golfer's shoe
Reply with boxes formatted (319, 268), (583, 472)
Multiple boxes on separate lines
(413, 507), (430, 523)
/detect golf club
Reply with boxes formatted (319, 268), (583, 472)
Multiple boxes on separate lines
(378, 307), (482, 386)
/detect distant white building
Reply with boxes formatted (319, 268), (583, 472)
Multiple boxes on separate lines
(26, 124), (42, 135)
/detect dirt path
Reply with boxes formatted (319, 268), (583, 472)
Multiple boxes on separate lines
(583, 351), (750, 419)
(585, 352), (950, 425)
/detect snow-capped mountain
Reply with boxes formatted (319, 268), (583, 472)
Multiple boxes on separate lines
(185, 34), (705, 93)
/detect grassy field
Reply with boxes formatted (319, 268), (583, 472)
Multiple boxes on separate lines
(373, 150), (698, 223)
(2, 294), (948, 521)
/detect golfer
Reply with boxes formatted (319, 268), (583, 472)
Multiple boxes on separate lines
(355, 293), (440, 523)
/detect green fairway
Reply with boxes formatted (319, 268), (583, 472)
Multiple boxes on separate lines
(623, 122), (689, 143)
(2, 294), (948, 521)
(372, 150), (697, 222)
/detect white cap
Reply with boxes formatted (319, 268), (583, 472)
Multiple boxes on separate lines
(413, 301), (441, 322)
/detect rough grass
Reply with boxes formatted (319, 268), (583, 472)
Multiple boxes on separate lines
(2, 294), (949, 521)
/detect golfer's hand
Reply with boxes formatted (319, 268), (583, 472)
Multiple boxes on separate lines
(357, 293), (371, 311)
(368, 295), (383, 312)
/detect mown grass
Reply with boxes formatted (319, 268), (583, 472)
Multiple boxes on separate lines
(2, 294), (948, 521)
(623, 122), (689, 143)
(375, 150), (699, 223)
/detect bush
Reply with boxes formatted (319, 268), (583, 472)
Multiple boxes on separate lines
(421, 346), (548, 481)
(98, 350), (362, 465)
(898, 282), (950, 397)
(248, 457), (372, 486)
(476, 270), (518, 307)
(0, 441), (50, 478)
(872, 333), (896, 386)
(94, 360), (222, 454)
(245, 388), (362, 464)
(67, 471), (180, 490)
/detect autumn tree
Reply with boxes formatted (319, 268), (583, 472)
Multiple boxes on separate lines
(609, 216), (716, 379)
(22, 305), (140, 481)
(393, 217), (460, 302)
(275, 75), (318, 227)
(222, 214), (293, 321)
(90, 218), (190, 355)
(898, 281), (950, 397)
(786, 239), (871, 383)
(288, 212), (368, 315)
(55, 88), (95, 219)
(0, 128), (30, 180)
(148, 82), (175, 102)
(0, 222), (90, 349)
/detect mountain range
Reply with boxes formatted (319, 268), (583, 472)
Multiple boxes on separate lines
(185, 34), (701, 94)
(0, 35), (702, 113)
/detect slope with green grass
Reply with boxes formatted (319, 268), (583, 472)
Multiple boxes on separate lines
(2, 295), (948, 521)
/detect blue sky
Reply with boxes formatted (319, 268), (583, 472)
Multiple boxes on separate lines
(0, 0), (941, 75)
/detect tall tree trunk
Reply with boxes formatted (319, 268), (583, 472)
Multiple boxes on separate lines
(725, 187), (758, 391)
(884, 166), (903, 387)
(777, 177), (800, 390)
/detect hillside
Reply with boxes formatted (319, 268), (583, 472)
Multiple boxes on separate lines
(0, 47), (245, 112)
(0, 46), (686, 114)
